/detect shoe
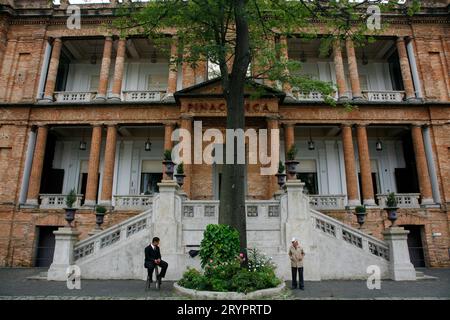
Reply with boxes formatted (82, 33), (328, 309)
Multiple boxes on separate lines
(299, 287), (304, 290)
(291, 285), (297, 289)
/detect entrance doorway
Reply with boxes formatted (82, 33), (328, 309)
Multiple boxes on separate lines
(402, 225), (426, 267)
(34, 226), (59, 267)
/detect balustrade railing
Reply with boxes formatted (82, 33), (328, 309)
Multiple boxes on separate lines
(363, 90), (405, 102)
(309, 195), (346, 210)
(73, 208), (152, 261)
(114, 195), (153, 211)
(123, 91), (164, 102)
(55, 92), (94, 103)
(376, 193), (420, 208)
(39, 194), (83, 209)
(311, 209), (390, 260)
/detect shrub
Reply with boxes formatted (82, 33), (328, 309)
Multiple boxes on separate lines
(178, 268), (208, 291)
(199, 224), (240, 269)
(95, 205), (107, 214)
(277, 161), (285, 174)
(247, 248), (276, 273)
(65, 189), (77, 208)
(386, 192), (397, 208)
(163, 149), (172, 161)
(286, 145), (297, 161)
(176, 162), (184, 175)
(355, 205), (366, 213)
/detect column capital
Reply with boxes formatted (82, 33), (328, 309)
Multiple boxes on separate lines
(356, 123), (369, 128)
(266, 114), (280, 121)
(340, 123), (354, 129)
(282, 122), (296, 128)
(180, 114), (193, 121)
(396, 36), (407, 43)
(163, 121), (177, 126)
(90, 123), (104, 128)
(411, 123), (426, 128)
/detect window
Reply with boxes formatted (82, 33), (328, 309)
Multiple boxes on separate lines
(207, 60), (252, 80)
(147, 74), (167, 91)
(296, 159), (318, 195)
(140, 160), (163, 195)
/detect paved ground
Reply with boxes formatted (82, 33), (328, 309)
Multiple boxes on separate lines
(0, 268), (449, 300)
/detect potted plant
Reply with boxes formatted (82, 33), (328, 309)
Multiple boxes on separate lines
(285, 145), (299, 179)
(163, 149), (175, 179)
(275, 161), (286, 188)
(384, 192), (398, 226)
(95, 205), (107, 230)
(175, 162), (186, 187)
(354, 205), (366, 229)
(64, 188), (77, 227)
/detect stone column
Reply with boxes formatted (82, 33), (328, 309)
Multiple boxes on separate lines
(163, 122), (176, 180)
(166, 37), (178, 96)
(382, 227), (416, 281)
(333, 39), (349, 101)
(110, 39), (126, 101)
(43, 38), (62, 102)
(280, 36), (292, 94)
(25, 125), (48, 206)
(84, 125), (103, 207)
(100, 125), (117, 206)
(284, 180), (321, 281)
(356, 125), (375, 206)
(267, 116), (280, 198)
(396, 37), (416, 101)
(411, 125), (434, 205)
(341, 124), (360, 206)
(95, 36), (113, 101)
(47, 227), (80, 281)
(345, 38), (363, 100)
(180, 116), (192, 197)
(19, 127), (37, 205)
(284, 123), (295, 158)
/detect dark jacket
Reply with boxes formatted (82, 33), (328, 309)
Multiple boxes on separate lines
(144, 244), (161, 268)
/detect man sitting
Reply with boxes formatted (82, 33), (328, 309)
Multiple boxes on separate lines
(144, 237), (169, 285)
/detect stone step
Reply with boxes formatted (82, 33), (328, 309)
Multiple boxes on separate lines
(415, 270), (438, 281)
(26, 271), (48, 280)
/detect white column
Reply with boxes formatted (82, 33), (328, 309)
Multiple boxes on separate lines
(406, 38), (423, 99)
(19, 128), (36, 204)
(36, 41), (52, 100)
(47, 227), (81, 281)
(382, 227), (416, 281)
(422, 126), (441, 204)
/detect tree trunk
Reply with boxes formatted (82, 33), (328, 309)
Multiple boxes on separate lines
(218, 0), (250, 254)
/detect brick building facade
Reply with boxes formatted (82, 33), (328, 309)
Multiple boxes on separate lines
(0, 0), (449, 269)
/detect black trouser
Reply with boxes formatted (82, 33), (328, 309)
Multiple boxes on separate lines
(291, 267), (304, 288)
(146, 260), (168, 280)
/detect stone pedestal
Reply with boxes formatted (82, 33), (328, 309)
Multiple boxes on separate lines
(284, 180), (321, 281)
(382, 227), (416, 281)
(47, 227), (80, 281)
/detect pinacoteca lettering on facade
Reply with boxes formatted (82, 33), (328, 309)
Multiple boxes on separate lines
(186, 102), (272, 114)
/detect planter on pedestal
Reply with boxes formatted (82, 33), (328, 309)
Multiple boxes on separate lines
(354, 206), (366, 229)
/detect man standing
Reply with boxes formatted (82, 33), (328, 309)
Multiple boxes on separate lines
(288, 237), (305, 290)
(144, 237), (169, 285)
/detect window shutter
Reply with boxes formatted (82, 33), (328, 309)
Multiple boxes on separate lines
(298, 159), (317, 173)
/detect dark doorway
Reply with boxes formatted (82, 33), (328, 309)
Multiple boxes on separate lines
(358, 172), (379, 203)
(34, 226), (59, 267)
(402, 225), (426, 267)
(79, 173), (99, 204)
